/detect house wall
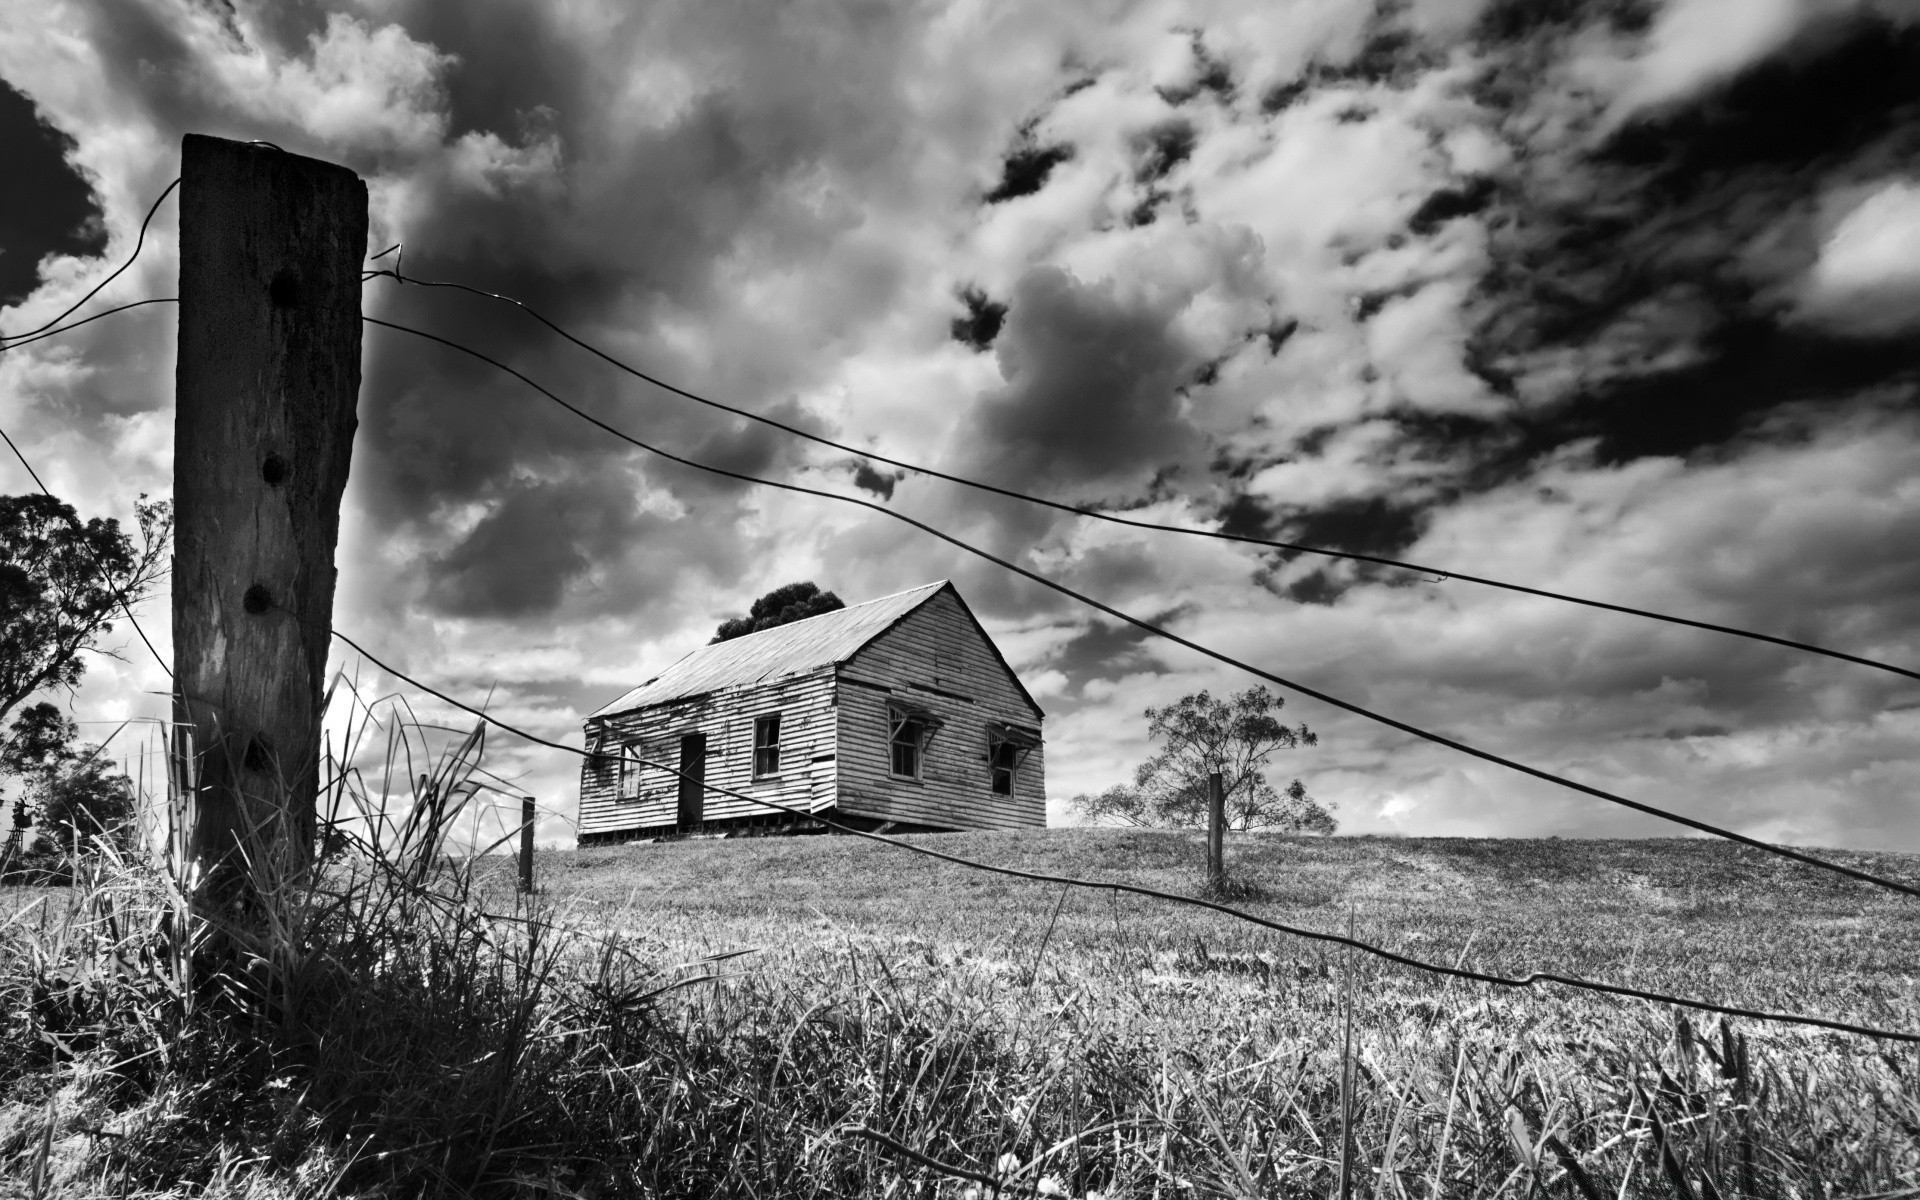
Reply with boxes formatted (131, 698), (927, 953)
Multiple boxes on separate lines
(834, 588), (1046, 830)
(577, 665), (838, 840)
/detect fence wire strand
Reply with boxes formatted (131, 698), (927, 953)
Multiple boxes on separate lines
(0, 178), (179, 345)
(365, 266), (1920, 685)
(330, 625), (1920, 1045)
(360, 315), (1920, 905)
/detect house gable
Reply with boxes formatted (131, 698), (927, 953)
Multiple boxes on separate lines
(832, 584), (1046, 830)
(843, 583), (1042, 722)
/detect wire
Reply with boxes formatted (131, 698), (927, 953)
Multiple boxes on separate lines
(0, 423), (171, 679)
(365, 268), (1920, 685)
(361, 315), (1920, 904)
(0, 298), (179, 355)
(0, 178), (179, 344)
(329, 625), (1920, 1044)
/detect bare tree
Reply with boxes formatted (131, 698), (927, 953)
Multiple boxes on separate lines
(1074, 686), (1334, 833)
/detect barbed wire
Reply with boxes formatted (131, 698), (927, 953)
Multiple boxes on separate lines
(361, 316), (1920, 905)
(3, 195), (1913, 899)
(329, 626), (1920, 1045)
(6, 176), (1918, 1030)
(366, 267), (1920, 686)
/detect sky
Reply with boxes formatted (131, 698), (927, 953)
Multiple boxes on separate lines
(4, 0), (1920, 851)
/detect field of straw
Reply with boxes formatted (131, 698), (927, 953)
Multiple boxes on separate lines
(3, 718), (1918, 1198)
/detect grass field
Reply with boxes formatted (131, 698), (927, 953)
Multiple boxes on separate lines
(534, 828), (1920, 1032)
(4, 827), (1919, 1198)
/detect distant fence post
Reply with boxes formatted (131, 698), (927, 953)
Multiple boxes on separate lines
(1206, 771), (1225, 884)
(518, 795), (536, 894)
(174, 134), (367, 893)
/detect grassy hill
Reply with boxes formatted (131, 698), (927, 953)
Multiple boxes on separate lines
(5, 829), (1917, 1197)
(534, 827), (1920, 1028)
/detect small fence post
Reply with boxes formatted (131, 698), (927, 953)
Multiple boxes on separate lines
(518, 795), (535, 894)
(173, 134), (367, 894)
(1207, 771), (1225, 884)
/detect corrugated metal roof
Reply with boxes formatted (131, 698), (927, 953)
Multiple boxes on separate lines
(590, 581), (949, 717)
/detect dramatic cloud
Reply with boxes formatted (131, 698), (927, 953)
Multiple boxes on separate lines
(1794, 178), (1920, 335)
(6, 0), (1920, 850)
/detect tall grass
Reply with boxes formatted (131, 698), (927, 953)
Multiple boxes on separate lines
(2, 693), (1917, 1196)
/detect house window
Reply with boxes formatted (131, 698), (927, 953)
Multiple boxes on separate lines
(988, 737), (1019, 795)
(986, 723), (1039, 796)
(889, 702), (942, 780)
(753, 714), (782, 778)
(618, 744), (646, 801)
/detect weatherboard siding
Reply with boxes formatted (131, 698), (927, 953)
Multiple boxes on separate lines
(578, 667), (837, 839)
(834, 589), (1045, 830)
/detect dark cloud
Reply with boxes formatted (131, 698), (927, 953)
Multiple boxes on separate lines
(1285, 495), (1427, 558)
(0, 81), (105, 307)
(426, 475), (638, 618)
(1463, 12), (1920, 469)
(1407, 178), (1496, 236)
(984, 142), (1074, 204)
(1050, 611), (1185, 691)
(1131, 120), (1195, 185)
(851, 462), (899, 499)
(959, 266), (1203, 496)
(950, 286), (1006, 351)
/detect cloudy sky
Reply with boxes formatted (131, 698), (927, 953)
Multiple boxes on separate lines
(5, 0), (1920, 851)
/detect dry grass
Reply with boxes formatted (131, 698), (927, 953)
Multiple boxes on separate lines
(3, 707), (1918, 1197)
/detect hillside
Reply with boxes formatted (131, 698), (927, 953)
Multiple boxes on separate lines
(534, 827), (1920, 1032)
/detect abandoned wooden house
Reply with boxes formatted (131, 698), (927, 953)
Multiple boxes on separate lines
(576, 581), (1046, 844)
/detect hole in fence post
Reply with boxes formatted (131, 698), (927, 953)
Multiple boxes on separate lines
(268, 267), (302, 309)
(261, 453), (289, 485)
(243, 584), (272, 615)
(244, 734), (274, 775)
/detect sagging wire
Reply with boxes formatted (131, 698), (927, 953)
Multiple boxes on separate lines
(330, 625), (1920, 1045)
(0, 178), (180, 345)
(360, 315), (1920, 906)
(365, 266), (1920, 685)
(0, 298), (179, 355)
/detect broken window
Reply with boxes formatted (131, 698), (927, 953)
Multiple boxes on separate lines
(889, 702), (943, 780)
(986, 723), (1039, 796)
(617, 743), (646, 801)
(753, 714), (782, 778)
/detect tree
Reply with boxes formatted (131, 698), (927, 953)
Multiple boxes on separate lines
(0, 493), (171, 732)
(711, 581), (845, 643)
(1074, 686), (1336, 833)
(37, 754), (138, 855)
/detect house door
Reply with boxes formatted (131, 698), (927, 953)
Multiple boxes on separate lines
(676, 733), (706, 828)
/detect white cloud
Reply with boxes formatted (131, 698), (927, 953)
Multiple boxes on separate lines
(1794, 179), (1920, 336)
(1613, 0), (1808, 114)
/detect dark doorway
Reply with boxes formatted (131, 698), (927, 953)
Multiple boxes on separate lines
(676, 733), (706, 828)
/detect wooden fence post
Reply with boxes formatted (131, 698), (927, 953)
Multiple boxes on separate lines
(1207, 771), (1225, 884)
(518, 795), (536, 894)
(174, 134), (366, 891)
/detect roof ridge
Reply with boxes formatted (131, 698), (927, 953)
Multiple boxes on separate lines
(587, 581), (950, 718)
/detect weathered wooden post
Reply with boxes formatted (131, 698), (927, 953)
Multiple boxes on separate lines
(174, 134), (366, 891)
(518, 795), (536, 894)
(1206, 770), (1225, 884)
